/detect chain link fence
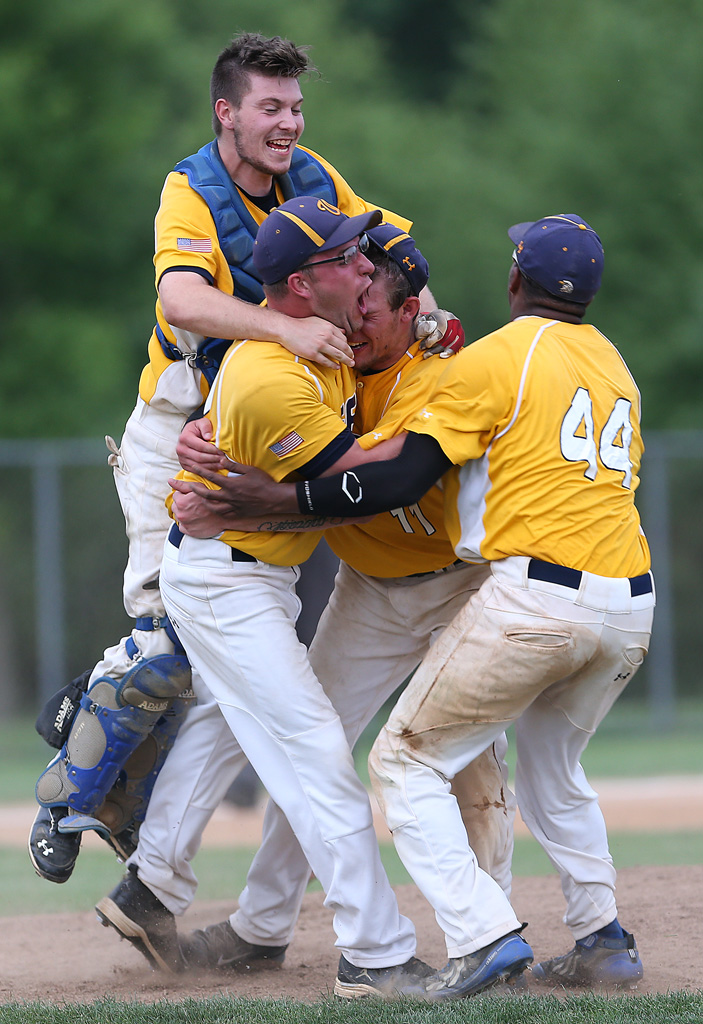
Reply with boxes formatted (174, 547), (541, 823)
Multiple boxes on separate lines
(0, 431), (700, 724)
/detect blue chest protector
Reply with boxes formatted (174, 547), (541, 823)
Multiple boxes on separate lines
(157, 140), (338, 386)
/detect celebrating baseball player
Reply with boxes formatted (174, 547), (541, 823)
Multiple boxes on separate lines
(28, 31), (439, 884)
(115, 223), (515, 992)
(95, 196), (472, 1002)
(194, 214), (655, 994)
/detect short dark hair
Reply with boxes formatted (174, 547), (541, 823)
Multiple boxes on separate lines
(369, 247), (413, 311)
(516, 266), (589, 317)
(210, 32), (316, 134)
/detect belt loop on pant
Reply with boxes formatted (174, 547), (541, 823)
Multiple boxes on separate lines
(527, 558), (652, 596)
(168, 522), (257, 563)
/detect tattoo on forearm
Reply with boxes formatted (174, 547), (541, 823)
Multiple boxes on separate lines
(255, 516), (348, 532)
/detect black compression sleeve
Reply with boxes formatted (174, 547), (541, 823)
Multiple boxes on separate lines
(295, 432), (452, 516)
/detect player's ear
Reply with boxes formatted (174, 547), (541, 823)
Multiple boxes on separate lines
(400, 296), (421, 323)
(214, 98), (236, 131)
(508, 262), (522, 297)
(286, 271), (312, 299)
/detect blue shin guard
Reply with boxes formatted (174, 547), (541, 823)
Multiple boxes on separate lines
(35, 654), (191, 826)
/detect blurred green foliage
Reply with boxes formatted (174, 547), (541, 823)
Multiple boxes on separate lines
(1, 0), (701, 440)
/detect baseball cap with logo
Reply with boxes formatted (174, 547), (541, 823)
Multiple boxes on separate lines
(366, 222), (429, 296)
(508, 214), (604, 304)
(253, 196), (383, 285)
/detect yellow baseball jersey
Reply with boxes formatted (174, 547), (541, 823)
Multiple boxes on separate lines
(171, 341), (357, 566)
(139, 145), (411, 411)
(409, 316), (650, 578)
(326, 339), (459, 577)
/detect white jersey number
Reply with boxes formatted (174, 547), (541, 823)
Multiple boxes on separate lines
(560, 387), (633, 488)
(390, 503), (437, 536)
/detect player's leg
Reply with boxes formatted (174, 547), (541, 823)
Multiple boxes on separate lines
(515, 593), (653, 987)
(29, 398), (192, 880)
(368, 563), (604, 992)
(229, 563), (430, 950)
(451, 734), (515, 898)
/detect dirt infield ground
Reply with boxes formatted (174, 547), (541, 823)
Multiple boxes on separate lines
(3, 781), (703, 1004)
(2, 866), (702, 1003)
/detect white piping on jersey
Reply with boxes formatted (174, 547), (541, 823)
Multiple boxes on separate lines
(300, 360), (325, 402)
(207, 340), (248, 447)
(379, 369), (403, 420)
(453, 319), (556, 563)
(493, 320), (557, 442)
(376, 350), (414, 420)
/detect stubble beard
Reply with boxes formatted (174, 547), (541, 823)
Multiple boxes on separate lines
(233, 124), (293, 180)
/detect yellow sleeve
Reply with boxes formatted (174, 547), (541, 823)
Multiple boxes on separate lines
(298, 145), (412, 233)
(154, 172), (231, 289)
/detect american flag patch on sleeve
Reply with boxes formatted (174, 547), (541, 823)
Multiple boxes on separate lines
(177, 237), (213, 253)
(270, 431), (304, 457)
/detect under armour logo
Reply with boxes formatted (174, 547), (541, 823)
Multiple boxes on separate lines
(403, 256), (416, 271)
(37, 838), (54, 857)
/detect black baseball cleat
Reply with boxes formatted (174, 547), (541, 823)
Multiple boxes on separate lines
(334, 954), (437, 1000)
(179, 919), (287, 971)
(95, 864), (184, 973)
(28, 805), (82, 883)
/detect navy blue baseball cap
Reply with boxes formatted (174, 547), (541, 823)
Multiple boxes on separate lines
(508, 214), (604, 304)
(367, 222), (429, 296)
(253, 196), (383, 285)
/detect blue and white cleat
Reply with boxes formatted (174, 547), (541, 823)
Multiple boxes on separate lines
(425, 931), (533, 999)
(530, 929), (643, 988)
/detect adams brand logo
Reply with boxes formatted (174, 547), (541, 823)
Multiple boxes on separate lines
(53, 695), (76, 732)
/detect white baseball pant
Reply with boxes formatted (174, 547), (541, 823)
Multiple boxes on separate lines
(156, 531), (416, 968)
(369, 555), (655, 957)
(91, 395), (196, 683)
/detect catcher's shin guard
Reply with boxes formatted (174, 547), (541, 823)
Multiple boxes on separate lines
(96, 688), (195, 859)
(35, 654), (191, 826)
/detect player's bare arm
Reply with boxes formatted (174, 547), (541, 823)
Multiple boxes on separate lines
(170, 478), (367, 536)
(159, 270), (354, 368)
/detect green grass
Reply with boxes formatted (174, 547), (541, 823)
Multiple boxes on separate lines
(0, 993), (702, 1023)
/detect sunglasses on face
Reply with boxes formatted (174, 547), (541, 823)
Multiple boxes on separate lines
(299, 233), (370, 270)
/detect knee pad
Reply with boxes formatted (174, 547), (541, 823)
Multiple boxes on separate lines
(35, 653), (191, 820)
(95, 688), (195, 856)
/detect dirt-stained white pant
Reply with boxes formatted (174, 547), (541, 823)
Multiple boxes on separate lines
(369, 555), (655, 958)
(156, 531), (416, 968)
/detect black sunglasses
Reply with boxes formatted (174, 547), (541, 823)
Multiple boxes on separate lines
(299, 233), (370, 271)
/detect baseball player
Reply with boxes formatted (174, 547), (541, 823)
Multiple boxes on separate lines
(95, 197), (456, 1002)
(160, 224), (514, 982)
(28, 31), (435, 884)
(222, 214), (654, 994)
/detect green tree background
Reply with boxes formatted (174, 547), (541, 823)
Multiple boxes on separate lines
(0, 0), (701, 709)
(1, 0), (701, 437)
